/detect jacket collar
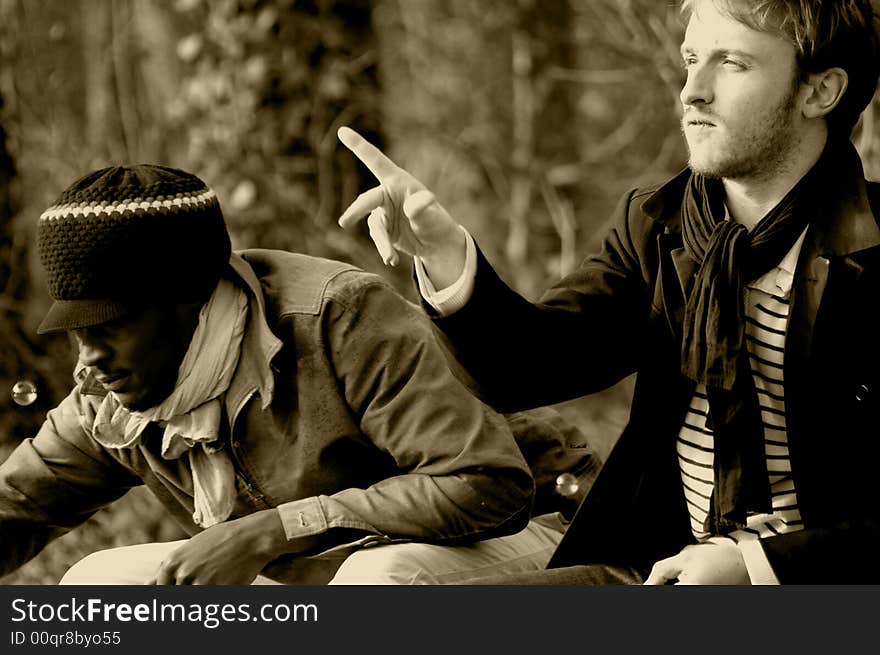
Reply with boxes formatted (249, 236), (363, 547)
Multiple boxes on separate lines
(224, 252), (283, 424)
(807, 151), (880, 257)
(643, 145), (880, 257)
(642, 167), (690, 229)
(646, 168), (695, 313)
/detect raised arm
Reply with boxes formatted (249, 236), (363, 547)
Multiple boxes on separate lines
(338, 127), (658, 411)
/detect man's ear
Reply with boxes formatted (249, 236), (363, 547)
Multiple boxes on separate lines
(801, 67), (849, 119)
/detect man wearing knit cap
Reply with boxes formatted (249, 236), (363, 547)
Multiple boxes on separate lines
(0, 164), (582, 584)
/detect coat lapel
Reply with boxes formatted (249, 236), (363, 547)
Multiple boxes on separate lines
(644, 170), (695, 341)
(656, 235), (695, 342)
(785, 243), (829, 369)
(786, 160), (880, 372)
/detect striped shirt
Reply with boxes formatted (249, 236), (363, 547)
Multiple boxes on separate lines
(677, 230), (808, 546)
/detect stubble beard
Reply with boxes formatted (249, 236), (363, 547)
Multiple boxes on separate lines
(683, 87), (801, 183)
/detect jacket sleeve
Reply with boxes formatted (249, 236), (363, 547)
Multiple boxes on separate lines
(431, 188), (659, 413)
(759, 520), (880, 583)
(274, 275), (535, 547)
(0, 386), (142, 576)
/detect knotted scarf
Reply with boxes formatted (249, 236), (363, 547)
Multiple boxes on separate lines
(680, 138), (847, 532)
(89, 275), (249, 528)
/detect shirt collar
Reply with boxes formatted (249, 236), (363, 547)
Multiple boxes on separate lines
(747, 228), (809, 297)
(721, 203), (808, 297)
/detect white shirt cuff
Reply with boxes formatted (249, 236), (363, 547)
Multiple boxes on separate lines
(414, 225), (476, 316)
(738, 539), (780, 585)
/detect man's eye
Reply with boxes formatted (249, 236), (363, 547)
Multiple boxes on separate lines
(682, 57), (698, 68)
(722, 59), (746, 70)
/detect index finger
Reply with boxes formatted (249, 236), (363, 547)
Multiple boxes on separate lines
(338, 126), (400, 181)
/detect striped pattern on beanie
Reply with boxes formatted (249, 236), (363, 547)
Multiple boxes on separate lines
(37, 165), (231, 305)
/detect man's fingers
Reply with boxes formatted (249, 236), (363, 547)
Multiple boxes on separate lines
(644, 557), (682, 585)
(338, 127), (400, 182)
(153, 564), (174, 586)
(339, 186), (386, 229)
(367, 208), (399, 266)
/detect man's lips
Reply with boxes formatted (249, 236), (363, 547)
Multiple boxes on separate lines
(95, 372), (129, 390)
(684, 115), (717, 127)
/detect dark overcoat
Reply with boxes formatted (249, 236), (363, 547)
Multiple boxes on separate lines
(434, 156), (880, 583)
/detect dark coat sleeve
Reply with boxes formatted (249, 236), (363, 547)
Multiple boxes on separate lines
(761, 521), (880, 583)
(431, 188), (660, 413)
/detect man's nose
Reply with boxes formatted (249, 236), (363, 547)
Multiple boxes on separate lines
(680, 64), (714, 108)
(74, 331), (112, 367)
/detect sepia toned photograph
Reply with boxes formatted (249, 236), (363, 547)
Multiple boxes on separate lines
(1, 0), (879, 594)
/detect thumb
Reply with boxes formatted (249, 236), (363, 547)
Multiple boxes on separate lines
(403, 189), (438, 222)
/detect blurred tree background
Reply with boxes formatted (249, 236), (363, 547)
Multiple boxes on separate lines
(1, 0), (878, 584)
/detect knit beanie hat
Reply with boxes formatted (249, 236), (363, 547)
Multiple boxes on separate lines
(36, 165), (231, 334)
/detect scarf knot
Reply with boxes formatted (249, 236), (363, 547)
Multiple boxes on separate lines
(682, 216), (751, 389)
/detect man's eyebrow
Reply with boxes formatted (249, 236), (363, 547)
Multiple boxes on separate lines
(679, 45), (757, 61)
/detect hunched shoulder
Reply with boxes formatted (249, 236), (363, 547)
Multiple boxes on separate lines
(240, 248), (400, 318)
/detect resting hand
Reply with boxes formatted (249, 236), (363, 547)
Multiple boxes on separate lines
(644, 541), (751, 585)
(337, 127), (466, 289)
(147, 510), (288, 585)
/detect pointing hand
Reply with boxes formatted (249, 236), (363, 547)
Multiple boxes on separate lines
(337, 127), (466, 288)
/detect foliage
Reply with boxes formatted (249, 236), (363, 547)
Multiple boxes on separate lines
(166, 0), (383, 259)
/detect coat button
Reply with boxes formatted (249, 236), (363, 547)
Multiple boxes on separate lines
(856, 384), (871, 402)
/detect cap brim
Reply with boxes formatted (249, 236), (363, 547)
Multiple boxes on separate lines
(37, 299), (132, 334)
